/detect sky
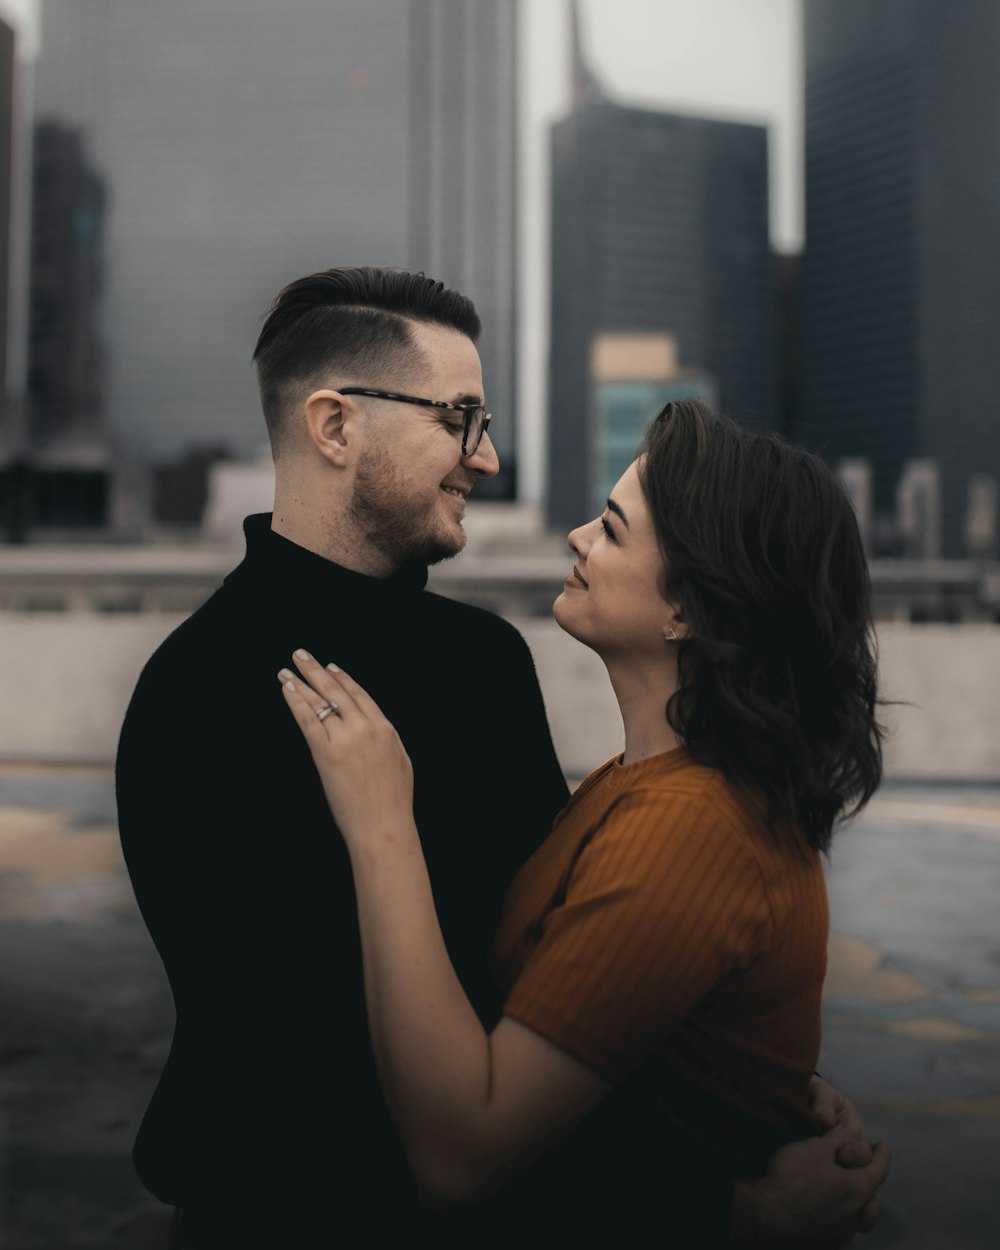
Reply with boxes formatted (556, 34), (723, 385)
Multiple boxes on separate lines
(516, 0), (801, 501)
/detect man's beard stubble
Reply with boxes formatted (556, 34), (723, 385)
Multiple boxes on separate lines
(348, 439), (466, 570)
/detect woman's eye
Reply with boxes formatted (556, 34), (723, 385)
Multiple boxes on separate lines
(601, 517), (616, 542)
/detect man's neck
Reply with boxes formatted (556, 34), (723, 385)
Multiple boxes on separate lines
(270, 502), (397, 579)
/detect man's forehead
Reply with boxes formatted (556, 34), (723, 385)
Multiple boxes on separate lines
(408, 321), (484, 400)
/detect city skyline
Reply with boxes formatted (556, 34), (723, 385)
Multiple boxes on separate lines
(4, 1), (998, 556)
(1, 1), (802, 518)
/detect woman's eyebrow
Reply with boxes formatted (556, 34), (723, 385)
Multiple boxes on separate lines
(606, 497), (629, 528)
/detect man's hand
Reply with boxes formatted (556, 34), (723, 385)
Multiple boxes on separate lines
(731, 1120), (890, 1245)
(808, 1075), (881, 1232)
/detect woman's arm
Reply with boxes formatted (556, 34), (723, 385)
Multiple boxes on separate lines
(279, 651), (611, 1205)
(278, 650), (891, 1236)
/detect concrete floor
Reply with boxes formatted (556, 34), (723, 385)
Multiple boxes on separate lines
(0, 767), (997, 1249)
(818, 789), (1000, 1248)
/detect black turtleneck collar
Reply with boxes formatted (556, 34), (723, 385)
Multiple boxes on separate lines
(225, 513), (429, 606)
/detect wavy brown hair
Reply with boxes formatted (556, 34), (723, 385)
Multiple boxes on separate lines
(638, 399), (884, 853)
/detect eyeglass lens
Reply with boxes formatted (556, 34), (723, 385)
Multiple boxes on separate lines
(464, 409), (486, 456)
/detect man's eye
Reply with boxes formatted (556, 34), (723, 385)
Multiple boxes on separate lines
(442, 421), (465, 436)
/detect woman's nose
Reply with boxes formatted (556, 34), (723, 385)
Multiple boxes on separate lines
(567, 523), (588, 559)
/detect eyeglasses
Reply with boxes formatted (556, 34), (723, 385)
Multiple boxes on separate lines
(339, 388), (492, 458)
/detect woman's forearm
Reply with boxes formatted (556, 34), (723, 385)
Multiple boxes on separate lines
(345, 818), (498, 1200)
(278, 657), (607, 1201)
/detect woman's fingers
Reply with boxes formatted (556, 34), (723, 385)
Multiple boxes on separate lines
(279, 675), (338, 752)
(276, 650), (415, 842)
(314, 661), (383, 718)
(288, 650), (387, 722)
(284, 649), (360, 717)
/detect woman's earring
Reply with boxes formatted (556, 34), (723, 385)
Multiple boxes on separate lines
(664, 626), (678, 642)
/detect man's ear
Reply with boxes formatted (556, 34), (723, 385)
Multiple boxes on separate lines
(302, 390), (354, 467)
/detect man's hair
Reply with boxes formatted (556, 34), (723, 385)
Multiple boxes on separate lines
(252, 266), (481, 455)
(638, 399), (884, 854)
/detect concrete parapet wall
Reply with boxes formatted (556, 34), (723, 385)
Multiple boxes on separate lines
(1, 616), (998, 780)
(518, 621), (1000, 782)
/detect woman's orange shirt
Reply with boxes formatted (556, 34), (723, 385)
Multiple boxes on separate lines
(489, 747), (829, 1173)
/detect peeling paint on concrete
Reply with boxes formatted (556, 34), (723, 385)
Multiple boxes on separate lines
(0, 808), (129, 920)
(824, 932), (933, 1003)
(886, 1016), (990, 1042)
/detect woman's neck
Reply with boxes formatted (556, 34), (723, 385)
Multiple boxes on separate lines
(604, 656), (684, 766)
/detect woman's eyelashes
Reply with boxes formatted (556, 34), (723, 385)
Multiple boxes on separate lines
(601, 515), (617, 542)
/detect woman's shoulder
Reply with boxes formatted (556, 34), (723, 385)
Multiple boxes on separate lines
(605, 748), (741, 812)
(599, 750), (815, 868)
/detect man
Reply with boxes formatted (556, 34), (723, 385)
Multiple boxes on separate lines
(117, 266), (888, 1247)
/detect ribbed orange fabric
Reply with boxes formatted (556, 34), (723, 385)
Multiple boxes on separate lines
(489, 747), (829, 1171)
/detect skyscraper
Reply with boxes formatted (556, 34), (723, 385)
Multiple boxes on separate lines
(0, 13), (14, 422)
(801, 0), (1000, 557)
(33, 0), (519, 512)
(25, 120), (110, 529)
(546, 42), (773, 529)
(0, 0), (40, 539)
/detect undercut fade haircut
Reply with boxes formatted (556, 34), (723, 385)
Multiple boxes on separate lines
(638, 399), (884, 854)
(252, 266), (481, 456)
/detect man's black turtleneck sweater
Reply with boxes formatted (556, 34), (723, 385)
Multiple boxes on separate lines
(116, 514), (734, 1246)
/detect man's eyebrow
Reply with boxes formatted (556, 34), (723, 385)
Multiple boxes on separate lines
(451, 392), (484, 407)
(606, 496), (629, 528)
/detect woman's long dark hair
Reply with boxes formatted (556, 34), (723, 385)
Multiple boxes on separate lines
(638, 399), (884, 853)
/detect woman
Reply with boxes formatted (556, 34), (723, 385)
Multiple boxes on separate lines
(276, 400), (884, 1225)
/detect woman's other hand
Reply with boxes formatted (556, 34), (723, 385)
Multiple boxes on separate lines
(278, 650), (414, 845)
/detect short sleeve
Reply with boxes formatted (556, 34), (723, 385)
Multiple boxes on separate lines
(501, 787), (774, 1083)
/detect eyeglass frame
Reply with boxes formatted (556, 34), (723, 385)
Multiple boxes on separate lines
(338, 387), (492, 458)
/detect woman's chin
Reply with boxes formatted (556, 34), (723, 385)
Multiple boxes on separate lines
(552, 594), (587, 644)
(552, 590), (569, 626)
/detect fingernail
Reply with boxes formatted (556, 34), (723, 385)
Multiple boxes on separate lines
(277, 669), (294, 681)
(284, 680), (296, 691)
(326, 662), (340, 672)
(294, 649), (312, 662)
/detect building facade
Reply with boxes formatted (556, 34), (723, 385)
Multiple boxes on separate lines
(801, 0), (1000, 558)
(0, 0), (40, 540)
(546, 85), (774, 529)
(32, 0), (519, 525)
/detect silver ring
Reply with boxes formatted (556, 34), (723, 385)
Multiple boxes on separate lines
(316, 702), (339, 722)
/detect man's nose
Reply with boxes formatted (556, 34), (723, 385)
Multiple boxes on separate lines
(464, 430), (499, 478)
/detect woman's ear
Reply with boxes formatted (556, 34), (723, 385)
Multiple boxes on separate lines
(662, 610), (688, 643)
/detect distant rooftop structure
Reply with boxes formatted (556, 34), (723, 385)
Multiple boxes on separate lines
(1, 507), (997, 624)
